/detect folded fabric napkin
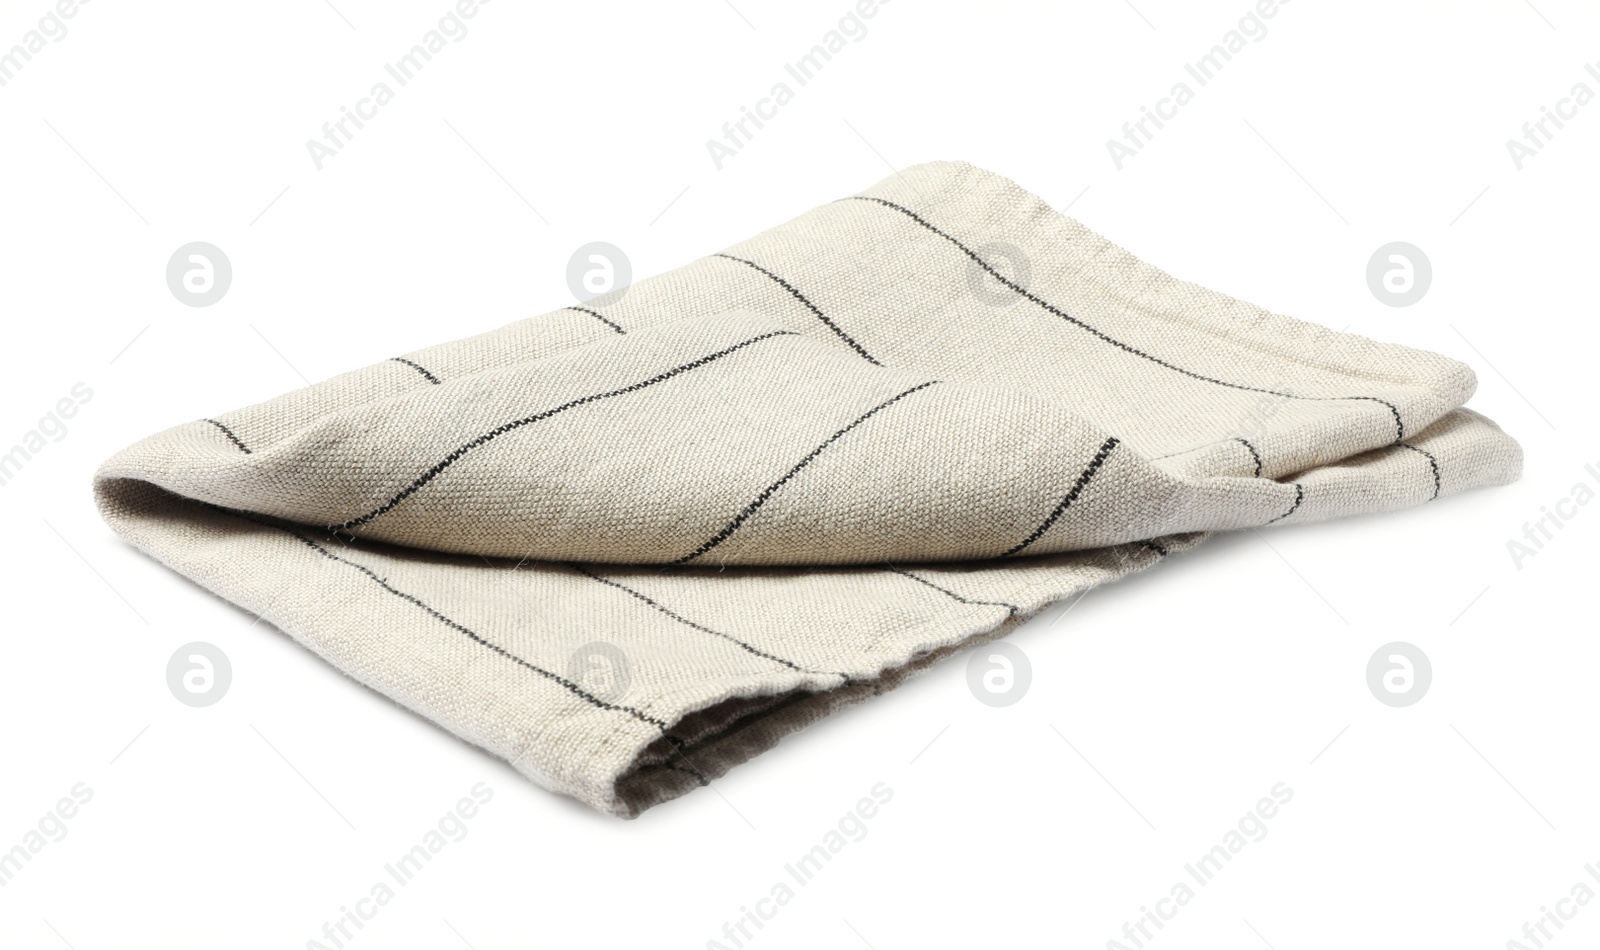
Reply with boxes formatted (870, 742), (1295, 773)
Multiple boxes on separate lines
(96, 161), (1522, 817)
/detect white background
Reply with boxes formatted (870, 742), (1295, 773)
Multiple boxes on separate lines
(2, 1), (1596, 947)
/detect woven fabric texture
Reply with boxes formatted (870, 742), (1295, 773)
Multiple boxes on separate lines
(95, 161), (1522, 817)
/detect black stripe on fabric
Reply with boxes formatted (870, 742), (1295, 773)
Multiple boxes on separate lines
(330, 329), (799, 533)
(1400, 443), (1442, 501)
(213, 507), (675, 734)
(713, 253), (881, 366)
(566, 305), (626, 335)
(570, 564), (840, 678)
(390, 357), (442, 385)
(1266, 484), (1305, 524)
(847, 195), (1407, 443)
(204, 419), (251, 455)
(1234, 436), (1264, 477)
(886, 566), (1020, 616)
(1002, 436), (1121, 558)
(674, 380), (941, 564)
